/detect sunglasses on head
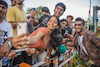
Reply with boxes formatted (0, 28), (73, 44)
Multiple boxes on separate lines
(31, 8), (36, 11)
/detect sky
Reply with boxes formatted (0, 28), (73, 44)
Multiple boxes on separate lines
(4, 0), (100, 21)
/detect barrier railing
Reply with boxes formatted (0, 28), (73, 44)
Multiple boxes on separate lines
(0, 49), (75, 67)
(0, 60), (2, 67)
(32, 50), (71, 67)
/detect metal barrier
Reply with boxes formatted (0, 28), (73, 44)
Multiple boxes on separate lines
(0, 49), (74, 67)
(32, 50), (71, 67)
(0, 60), (2, 67)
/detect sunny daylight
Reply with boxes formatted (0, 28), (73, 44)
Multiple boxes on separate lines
(0, 0), (100, 67)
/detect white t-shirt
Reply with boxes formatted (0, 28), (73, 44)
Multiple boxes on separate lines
(78, 35), (88, 55)
(0, 20), (13, 66)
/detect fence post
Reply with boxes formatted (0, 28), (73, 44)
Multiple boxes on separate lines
(0, 60), (2, 67)
(54, 56), (58, 67)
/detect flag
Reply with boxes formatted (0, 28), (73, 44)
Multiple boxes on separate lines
(95, 9), (98, 21)
(88, 10), (93, 24)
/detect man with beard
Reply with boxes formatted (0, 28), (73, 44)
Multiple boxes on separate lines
(66, 17), (100, 67)
(6, 0), (32, 66)
(6, 0), (30, 37)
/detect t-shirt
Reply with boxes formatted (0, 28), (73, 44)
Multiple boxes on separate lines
(0, 20), (13, 66)
(6, 6), (26, 37)
(38, 14), (51, 27)
(28, 27), (51, 50)
(65, 26), (72, 34)
(78, 35), (88, 55)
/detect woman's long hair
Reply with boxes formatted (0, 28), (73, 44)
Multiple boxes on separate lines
(47, 15), (62, 49)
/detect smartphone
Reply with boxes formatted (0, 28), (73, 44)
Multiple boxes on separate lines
(64, 32), (73, 38)
(17, 22), (28, 47)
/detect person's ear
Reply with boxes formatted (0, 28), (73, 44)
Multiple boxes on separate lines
(56, 26), (59, 29)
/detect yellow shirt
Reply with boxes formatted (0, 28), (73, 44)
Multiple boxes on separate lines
(6, 6), (26, 37)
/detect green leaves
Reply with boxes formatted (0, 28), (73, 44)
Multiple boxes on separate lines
(69, 54), (87, 67)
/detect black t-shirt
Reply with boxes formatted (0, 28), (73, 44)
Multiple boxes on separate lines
(38, 14), (51, 27)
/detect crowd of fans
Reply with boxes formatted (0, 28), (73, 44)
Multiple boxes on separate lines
(0, 0), (100, 67)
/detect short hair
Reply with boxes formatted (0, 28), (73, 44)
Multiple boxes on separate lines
(42, 7), (50, 13)
(75, 17), (85, 25)
(60, 19), (68, 25)
(0, 0), (8, 8)
(66, 15), (74, 20)
(55, 2), (66, 12)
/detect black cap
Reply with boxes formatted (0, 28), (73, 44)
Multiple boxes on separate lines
(0, 0), (8, 8)
(42, 7), (50, 13)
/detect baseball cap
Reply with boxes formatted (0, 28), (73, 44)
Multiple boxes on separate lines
(67, 15), (74, 20)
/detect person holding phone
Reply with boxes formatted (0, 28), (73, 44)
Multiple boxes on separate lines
(10, 15), (62, 65)
(0, 0), (13, 67)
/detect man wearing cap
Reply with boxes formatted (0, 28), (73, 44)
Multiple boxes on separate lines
(66, 15), (74, 25)
(0, 0), (13, 67)
(64, 15), (74, 35)
(6, 0), (33, 66)
(27, 8), (37, 34)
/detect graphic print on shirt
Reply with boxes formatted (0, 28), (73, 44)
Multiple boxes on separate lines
(41, 17), (49, 26)
(0, 30), (8, 45)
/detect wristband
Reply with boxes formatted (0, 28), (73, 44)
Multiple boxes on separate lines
(46, 56), (49, 59)
(7, 41), (12, 47)
(7, 41), (12, 49)
(36, 51), (39, 55)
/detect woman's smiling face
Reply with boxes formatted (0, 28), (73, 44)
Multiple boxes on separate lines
(47, 16), (59, 30)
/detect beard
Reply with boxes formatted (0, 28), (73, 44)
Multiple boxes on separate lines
(76, 28), (83, 33)
(77, 29), (83, 33)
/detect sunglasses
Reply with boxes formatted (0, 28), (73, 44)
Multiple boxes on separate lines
(31, 8), (36, 11)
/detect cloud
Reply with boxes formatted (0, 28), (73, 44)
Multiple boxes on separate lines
(59, 0), (66, 2)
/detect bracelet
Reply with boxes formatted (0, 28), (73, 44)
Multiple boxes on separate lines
(46, 56), (49, 59)
(36, 51), (39, 55)
(7, 41), (12, 46)
(7, 41), (12, 49)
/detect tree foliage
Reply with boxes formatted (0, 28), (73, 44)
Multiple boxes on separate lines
(26, 6), (42, 18)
